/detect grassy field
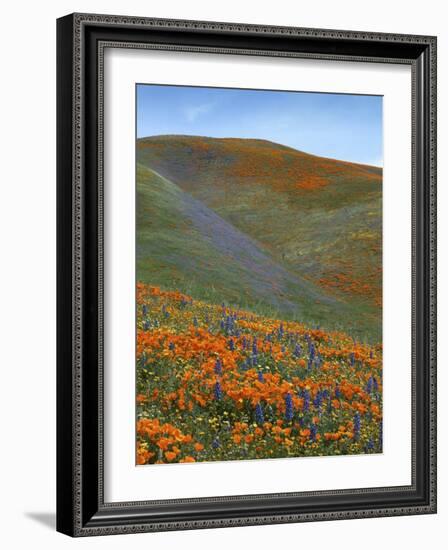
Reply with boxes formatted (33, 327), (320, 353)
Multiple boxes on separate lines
(137, 135), (382, 341)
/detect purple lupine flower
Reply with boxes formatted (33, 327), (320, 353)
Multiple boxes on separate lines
(335, 384), (341, 399)
(242, 336), (247, 350)
(310, 423), (318, 442)
(215, 357), (223, 375)
(303, 390), (310, 412)
(309, 342), (316, 361)
(255, 403), (264, 424)
(225, 315), (232, 334)
(142, 304), (147, 316)
(285, 393), (294, 421)
(349, 352), (355, 366)
(228, 338), (235, 351)
(293, 343), (302, 358)
(212, 437), (220, 449)
(143, 319), (151, 331)
(193, 316), (198, 328)
(257, 371), (264, 383)
(168, 341), (175, 351)
(214, 381), (223, 400)
(313, 391), (323, 410)
(366, 376), (374, 394)
(354, 412), (361, 440)
(252, 339), (258, 356)
(278, 323), (284, 339)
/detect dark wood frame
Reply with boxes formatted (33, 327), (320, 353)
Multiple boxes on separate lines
(57, 13), (437, 537)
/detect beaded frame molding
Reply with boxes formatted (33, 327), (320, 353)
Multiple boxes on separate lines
(56, 13), (437, 537)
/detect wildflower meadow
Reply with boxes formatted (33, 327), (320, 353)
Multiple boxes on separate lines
(136, 283), (382, 465)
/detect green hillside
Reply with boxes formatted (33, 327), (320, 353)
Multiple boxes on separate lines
(137, 163), (380, 340)
(137, 136), (382, 319)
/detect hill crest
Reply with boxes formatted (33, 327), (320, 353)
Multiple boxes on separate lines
(137, 134), (381, 193)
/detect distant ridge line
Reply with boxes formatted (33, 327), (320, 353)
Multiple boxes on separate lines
(137, 134), (383, 170)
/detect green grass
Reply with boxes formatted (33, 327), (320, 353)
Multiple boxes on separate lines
(137, 163), (380, 341)
(137, 135), (382, 317)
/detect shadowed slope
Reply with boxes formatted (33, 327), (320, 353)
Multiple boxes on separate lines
(137, 164), (378, 338)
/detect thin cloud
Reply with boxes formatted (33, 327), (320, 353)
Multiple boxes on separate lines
(184, 102), (215, 122)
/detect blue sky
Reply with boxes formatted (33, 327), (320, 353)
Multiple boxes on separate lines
(137, 84), (383, 166)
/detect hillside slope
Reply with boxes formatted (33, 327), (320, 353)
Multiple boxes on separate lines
(137, 135), (382, 319)
(137, 164), (377, 337)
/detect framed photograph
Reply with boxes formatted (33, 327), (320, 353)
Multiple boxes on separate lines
(57, 13), (437, 536)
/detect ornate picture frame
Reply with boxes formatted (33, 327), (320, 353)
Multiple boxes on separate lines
(57, 13), (437, 536)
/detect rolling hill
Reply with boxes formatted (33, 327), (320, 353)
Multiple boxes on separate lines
(137, 165), (334, 318)
(137, 135), (382, 340)
(137, 136), (382, 306)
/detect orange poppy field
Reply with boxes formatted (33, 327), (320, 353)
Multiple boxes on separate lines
(136, 282), (382, 465)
